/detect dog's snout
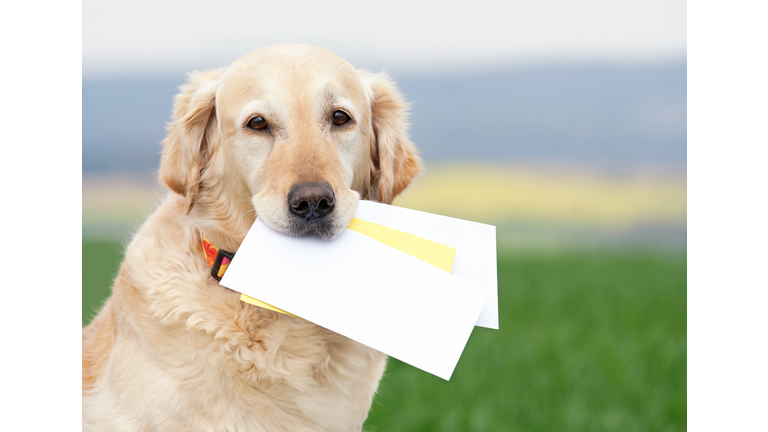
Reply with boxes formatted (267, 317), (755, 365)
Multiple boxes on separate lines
(288, 182), (336, 223)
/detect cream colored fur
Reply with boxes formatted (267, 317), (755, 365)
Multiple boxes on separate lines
(82, 44), (422, 432)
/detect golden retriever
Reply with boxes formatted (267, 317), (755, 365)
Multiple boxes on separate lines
(82, 43), (421, 431)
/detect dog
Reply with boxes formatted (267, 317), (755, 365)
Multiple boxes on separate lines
(82, 43), (422, 431)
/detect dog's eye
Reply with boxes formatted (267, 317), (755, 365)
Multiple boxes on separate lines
(332, 111), (350, 126)
(248, 117), (268, 130)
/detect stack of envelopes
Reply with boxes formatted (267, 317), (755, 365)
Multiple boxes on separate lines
(220, 200), (497, 380)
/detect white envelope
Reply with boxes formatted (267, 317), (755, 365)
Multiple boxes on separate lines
(222, 230), (486, 380)
(220, 201), (497, 380)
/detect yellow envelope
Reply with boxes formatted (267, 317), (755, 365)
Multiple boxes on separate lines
(346, 217), (455, 272)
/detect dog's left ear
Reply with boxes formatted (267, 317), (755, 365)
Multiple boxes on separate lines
(360, 71), (422, 204)
(159, 68), (224, 211)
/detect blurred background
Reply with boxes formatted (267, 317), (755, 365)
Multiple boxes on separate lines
(83, 1), (686, 430)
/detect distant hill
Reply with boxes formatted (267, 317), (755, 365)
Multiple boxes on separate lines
(83, 62), (686, 175)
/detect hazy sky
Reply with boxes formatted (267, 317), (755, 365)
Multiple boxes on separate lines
(84, 0), (686, 77)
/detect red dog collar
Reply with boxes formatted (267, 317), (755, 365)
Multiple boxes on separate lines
(201, 233), (234, 281)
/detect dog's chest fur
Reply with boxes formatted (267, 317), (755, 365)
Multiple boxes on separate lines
(82, 197), (388, 432)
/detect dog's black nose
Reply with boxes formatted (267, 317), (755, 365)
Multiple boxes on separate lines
(288, 182), (335, 223)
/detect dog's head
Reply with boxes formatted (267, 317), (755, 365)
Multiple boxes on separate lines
(159, 44), (421, 240)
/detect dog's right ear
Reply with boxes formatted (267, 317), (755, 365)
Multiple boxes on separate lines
(159, 68), (224, 210)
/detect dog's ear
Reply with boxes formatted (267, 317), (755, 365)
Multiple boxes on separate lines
(159, 68), (224, 211)
(360, 71), (422, 204)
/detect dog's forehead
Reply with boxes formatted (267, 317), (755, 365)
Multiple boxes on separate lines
(217, 45), (367, 118)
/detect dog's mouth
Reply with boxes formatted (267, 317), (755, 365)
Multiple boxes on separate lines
(285, 217), (345, 240)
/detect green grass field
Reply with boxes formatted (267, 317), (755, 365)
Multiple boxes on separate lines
(83, 240), (686, 431)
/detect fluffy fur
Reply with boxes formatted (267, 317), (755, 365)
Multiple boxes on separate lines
(83, 44), (422, 432)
